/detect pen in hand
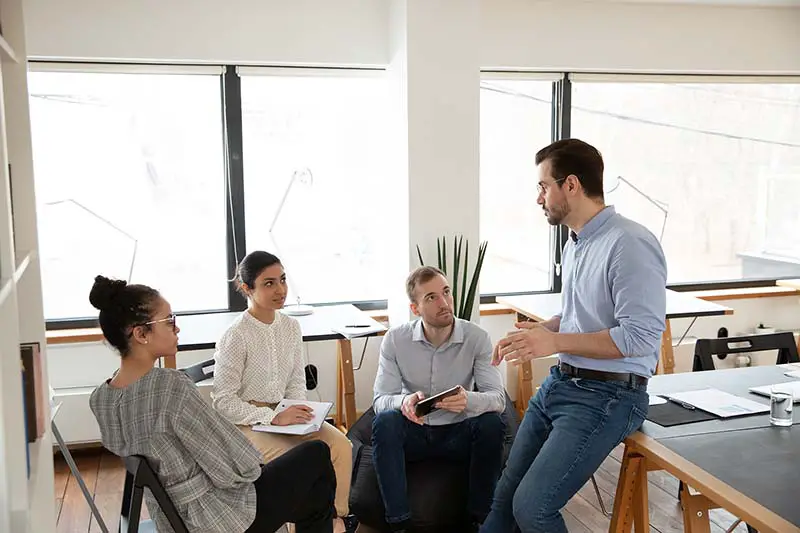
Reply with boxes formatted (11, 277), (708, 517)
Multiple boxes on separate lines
(345, 324), (370, 328)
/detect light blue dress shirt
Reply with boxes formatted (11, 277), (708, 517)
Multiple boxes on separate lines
(558, 206), (667, 378)
(373, 318), (505, 425)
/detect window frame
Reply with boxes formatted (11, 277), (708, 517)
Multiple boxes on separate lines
(567, 72), (800, 293)
(34, 62), (394, 329)
(35, 65), (800, 328)
(477, 72), (567, 303)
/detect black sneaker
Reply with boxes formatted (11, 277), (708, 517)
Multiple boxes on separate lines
(341, 514), (359, 533)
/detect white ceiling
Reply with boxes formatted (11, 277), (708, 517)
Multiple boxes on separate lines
(587, 0), (800, 6)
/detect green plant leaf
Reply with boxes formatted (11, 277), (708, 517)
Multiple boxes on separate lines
(453, 235), (461, 316)
(459, 239), (469, 319)
(441, 236), (447, 275)
(462, 241), (488, 321)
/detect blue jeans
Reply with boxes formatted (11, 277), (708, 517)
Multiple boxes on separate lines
(371, 410), (506, 527)
(481, 366), (648, 533)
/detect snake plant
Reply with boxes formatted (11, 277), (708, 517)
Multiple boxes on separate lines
(416, 235), (488, 321)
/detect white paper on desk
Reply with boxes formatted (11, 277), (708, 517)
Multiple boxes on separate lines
(251, 400), (333, 435)
(780, 363), (800, 371)
(785, 370), (800, 379)
(648, 394), (667, 406)
(663, 389), (769, 418)
(332, 323), (385, 339)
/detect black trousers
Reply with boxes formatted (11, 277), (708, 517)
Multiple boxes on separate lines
(245, 440), (336, 533)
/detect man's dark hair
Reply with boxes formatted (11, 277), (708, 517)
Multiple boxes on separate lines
(535, 138), (604, 199)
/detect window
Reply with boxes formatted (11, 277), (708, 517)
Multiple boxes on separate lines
(480, 76), (556, 294)
(571, 76), (800, 284)
(240, 70), (391, 304)
(28, 67), (228, 320)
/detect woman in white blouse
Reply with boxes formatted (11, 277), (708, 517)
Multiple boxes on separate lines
(212, 251), (356, 533)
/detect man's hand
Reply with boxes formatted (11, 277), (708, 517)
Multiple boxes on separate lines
(401, 391), (425, 425)
(271, 404), (314, 426)
(497, 321), (559, 365)
(435, 385), (467, 413)
(491, 322), (544, 365)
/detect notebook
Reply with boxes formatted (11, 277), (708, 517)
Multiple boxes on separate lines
(749, 381), (800, 403)
(252, 399), (333, 435)
(661, 388), (769, 418)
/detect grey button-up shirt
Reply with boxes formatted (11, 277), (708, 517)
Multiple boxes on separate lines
(373, 318), (505, 425)
(90, 368), (262, 533)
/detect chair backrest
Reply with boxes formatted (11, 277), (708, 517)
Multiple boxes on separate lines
(120, 455), (189, 533)
(179, 359), (215, 384)
(693, 331), (800, 372)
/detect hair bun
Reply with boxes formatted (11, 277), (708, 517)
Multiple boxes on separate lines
(89, 275), (128, 311)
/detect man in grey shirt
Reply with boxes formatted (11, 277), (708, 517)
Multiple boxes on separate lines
(480, 139), (667, 533)
(372, 266), (506, 533)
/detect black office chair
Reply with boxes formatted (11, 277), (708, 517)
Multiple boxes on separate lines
(693, 331), (799, 372)
(682, 332), (799, 533)
(179, 359), (215, 384)
(120, 455), (189, 533)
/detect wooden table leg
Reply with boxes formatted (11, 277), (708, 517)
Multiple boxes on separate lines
(610, 445), (648, 533)
(336, 339), (357, 429)
(515, 312), (535, 418)
(679, 484), (712, 533)
(658, 320), (675, 375)
(632, 457), (649, 533)
(162, 355), (176, 369)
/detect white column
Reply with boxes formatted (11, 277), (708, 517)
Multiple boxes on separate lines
(387, 0), (482, 325)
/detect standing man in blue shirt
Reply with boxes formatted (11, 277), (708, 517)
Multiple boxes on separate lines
(372, 266), (507, 533)
(481, 139), (667, 533)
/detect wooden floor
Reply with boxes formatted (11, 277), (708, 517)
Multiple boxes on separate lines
(54, 446), (751, 532)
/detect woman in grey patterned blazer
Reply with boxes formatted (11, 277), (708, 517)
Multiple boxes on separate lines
(88, 275), (336, 533)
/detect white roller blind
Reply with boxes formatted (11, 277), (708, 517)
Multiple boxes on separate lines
(29, 62), (223, 76)
(236, 66), (384, 78)
(568, 73), (800, 84)
(482, 71), (564, 82)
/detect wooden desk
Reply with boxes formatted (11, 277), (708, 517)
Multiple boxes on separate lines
(611, 366), (800, 533)
(171, 304), (386, 429)
(497, 290), (732, 417)
(776, 279), (800, 290)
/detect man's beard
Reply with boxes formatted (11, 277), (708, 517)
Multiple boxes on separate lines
(429, 310), (454, 327)
(544, 201), (568, 226)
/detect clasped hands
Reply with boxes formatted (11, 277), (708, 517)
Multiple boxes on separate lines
(491, 321), (558, 366)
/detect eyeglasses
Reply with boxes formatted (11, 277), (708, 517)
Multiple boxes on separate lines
(142, 313), (177, 331)
(537, 177), (566, 196)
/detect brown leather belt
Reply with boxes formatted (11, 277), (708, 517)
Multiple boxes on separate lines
(559, 362), (648, 388)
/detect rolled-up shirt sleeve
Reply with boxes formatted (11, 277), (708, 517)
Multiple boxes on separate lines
(464, 331), (505, 416)
(373, 331), (407, 413)
(608, 234), (667, 358)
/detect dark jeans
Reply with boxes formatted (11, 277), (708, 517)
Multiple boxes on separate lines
(481, 366), (648, 533)
(371, 410), (506, 527)
(246, 440), (336, 533)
